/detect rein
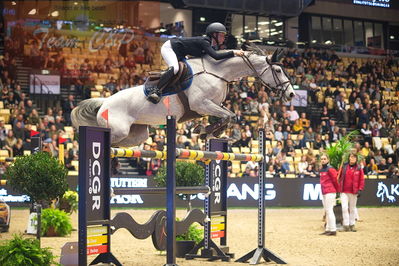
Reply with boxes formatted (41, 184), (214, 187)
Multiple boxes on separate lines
(242, 53), (291, 101)
(181, 52), (291, 102)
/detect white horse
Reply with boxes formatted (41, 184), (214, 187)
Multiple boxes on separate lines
(71, 48), (295, 147)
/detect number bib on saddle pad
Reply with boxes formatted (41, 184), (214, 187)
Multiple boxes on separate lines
(143, 61), (193, 97)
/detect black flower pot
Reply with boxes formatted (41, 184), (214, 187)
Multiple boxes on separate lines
(175, 240), (196, 258)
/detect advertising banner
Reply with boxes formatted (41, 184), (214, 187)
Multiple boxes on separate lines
(2, 176), (398, 207)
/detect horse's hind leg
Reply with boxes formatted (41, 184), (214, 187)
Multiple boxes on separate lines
(113, 124), (149, 147)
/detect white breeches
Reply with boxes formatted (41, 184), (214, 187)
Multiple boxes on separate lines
(161, 40), (179, 74)
(323, 193), (337, 232)
(341, 193), (358, 226)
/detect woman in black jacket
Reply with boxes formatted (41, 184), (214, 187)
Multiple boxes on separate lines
(147, 22), (244, 103)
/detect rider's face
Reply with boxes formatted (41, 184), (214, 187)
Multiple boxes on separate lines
(213, 33), (226, 45)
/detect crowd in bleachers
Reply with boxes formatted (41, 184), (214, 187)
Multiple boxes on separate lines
(0, 23), (399, 179)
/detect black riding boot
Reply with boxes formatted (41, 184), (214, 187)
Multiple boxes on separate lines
(147, 66), (175, 104)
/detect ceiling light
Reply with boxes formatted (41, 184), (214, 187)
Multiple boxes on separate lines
(258, 21), (269, 25)
(390, 35), (395, 40)
(200, 17), (205, 22)
(74, 2), (78, 5)
(51, 11), (59, 17)
(11, 1), (17, 5)
(325, 40), (332, 44)
(312, 40), (317, 43)
(28, 8), (37, 15)
(275, 22), (283, 26)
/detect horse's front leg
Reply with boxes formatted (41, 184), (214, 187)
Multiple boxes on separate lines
(192, 99), (235, 138)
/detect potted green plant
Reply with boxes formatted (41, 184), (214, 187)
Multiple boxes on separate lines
(57, 190), (78, 214)
(325, 130), (359, 170)
(154, 161), (205, 211)
(4, 151), (69, 234)
(0, 234), (57, 265)
(325, 130), (360, 226)
(4, 152), (69, 208)
(154, 161), (205, 257)
(175, 222), (203, 258)
(41, 208), (73, 237)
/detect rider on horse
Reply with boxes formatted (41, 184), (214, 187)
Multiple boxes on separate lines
(147, 22), (245, 104)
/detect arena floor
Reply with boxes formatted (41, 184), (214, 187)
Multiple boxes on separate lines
(2, 207), (398, 266)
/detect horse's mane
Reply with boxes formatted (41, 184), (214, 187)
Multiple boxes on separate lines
(245, 43), (267, 56)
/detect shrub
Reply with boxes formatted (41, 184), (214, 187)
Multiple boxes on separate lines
(57, 190), (78, 214)
(41, 208), (72, 237)
(176, 223), (203, 244)
(154, 161), (205, 211)
(4, 152), (68, 206)
(0, 234), (57, 266)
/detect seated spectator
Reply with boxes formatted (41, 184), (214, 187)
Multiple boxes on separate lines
(12, 138), (24, 157)
(360, 123), (372, 144)
(231, 123), (241, 141)
(377, 158), (389, 175)
(298, 112), (310, 129)
(388, 164), (399, 179)
(298, 155), (308, 177)
(4, 130), (17, 157)
(26, 108), (39, 125)
(365, 158), (378, 175)
(361, 142), (371, 157)
(266, 164), (277, 178)
(273, 141), (283, 156)
(283, 139), (296, 157)
(176, 135), (188, 149)
(293, 118), (304, 133)
(304, 127), (316, 144)
(336, 92), (348, 123)
(313, 134), (324, 150)
(0, 120), (7, 148)
(13, 121), (25, 140)
(294, 133), (307, 149)
(282, 125), (291, 140)
(55, 116), (65, 131)
(371, 124), (380, 137)
(306, 149), (317, 166)
(275, 151), (291, 173)
(331, 126), (341, 142)
(274, 125), (283, 141)
(303, 164), (317, 178)
(233, 131), (251, 147)
(44, 107), (55, 124)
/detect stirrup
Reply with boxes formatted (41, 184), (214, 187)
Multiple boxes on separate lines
(147, 93), (161, 104)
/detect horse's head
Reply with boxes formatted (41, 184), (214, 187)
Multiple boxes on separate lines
(246, 45), (295, 103)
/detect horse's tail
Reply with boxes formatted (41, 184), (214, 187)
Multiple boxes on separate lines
(71, 98), (106, 128)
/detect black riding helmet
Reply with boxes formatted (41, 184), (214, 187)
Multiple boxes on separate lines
(205, 22), (227, 36)
(206, 22), (227, 48)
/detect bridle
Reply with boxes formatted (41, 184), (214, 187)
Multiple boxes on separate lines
(242, 52), (292, 101)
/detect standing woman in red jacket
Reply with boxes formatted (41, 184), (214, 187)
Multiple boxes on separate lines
(319, 154), (340, 236)
(339, 152), (365, 232)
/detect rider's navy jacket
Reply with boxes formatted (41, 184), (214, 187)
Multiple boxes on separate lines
(170, 36), (234, 61)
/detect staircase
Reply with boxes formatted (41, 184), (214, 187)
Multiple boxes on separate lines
(308, 101), (349, 130)
(15, 57), (30, 93)
(117, 157), (140, 175)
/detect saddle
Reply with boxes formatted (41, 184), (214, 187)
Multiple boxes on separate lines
(144, 61), (202, 123)
(145, 61), (191, 96)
